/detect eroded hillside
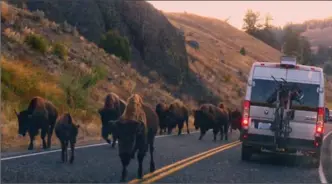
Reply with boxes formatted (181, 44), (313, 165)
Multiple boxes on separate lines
(8, 0), (189, 85)
(1, 2), (193, 151)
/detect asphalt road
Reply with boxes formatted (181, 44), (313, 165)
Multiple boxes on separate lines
(1, 131), (240, 183)
(2, 127), (332, 183)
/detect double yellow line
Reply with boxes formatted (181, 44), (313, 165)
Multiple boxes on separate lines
(128, 140), (241, 184)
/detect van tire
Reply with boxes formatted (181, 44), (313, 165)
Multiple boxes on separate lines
(241, 144), (252, 161)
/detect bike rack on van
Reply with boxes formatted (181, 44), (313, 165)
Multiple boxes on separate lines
(267, 75), (304, 149)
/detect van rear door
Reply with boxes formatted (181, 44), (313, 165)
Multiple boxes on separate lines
(248, 66), (286, 136)
(286, 69), (321, 140)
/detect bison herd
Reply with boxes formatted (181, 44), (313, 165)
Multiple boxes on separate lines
(14, 93), (243, 182)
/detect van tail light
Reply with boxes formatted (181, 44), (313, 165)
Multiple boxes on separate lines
(315, 107), (324, 136)
(242, 100), (250, 130)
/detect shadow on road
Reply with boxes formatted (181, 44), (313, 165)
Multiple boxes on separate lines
(245, 153), (316, 169)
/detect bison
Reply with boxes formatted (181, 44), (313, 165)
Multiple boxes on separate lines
(98, 93), (126, 147)
(155, 102), (169, 134)
(55, 113), (80, 164)
(110, 94), (159, 182)
(194, 103), (229, 141)
(229, 108), (242, 132)
(164, 101), (190, 135)
(15, 96), (58, 150)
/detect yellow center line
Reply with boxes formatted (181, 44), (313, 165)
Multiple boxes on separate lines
(128, 140), (240, 184)
(142, 142), (241, 184)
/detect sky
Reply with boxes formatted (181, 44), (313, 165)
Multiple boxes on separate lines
(147, 1), (332, 30)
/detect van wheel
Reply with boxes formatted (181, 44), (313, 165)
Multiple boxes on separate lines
(241, 144), (252, 161)
(312, 151), (321, 168)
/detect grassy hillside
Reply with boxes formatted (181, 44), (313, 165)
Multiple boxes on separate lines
(1, 2), (196, 152)
(8, 0), (189, 85)
(165, 12), (282, 107)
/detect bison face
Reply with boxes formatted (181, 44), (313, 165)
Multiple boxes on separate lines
(16, 110), (30, 137)
(193, 110), (201, 130)
(99, 109), (120, 126)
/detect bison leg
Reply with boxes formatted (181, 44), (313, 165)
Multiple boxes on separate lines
(199, 129), (206, 140)
(111, 134), (117, 148)
(177, 122), (184, 136)
(47, 124), (55, 149)
(119, 153), (131, 182)
(60, 141), (66, 163)
(28, 133), (35, 150)
(69, 140), (75, 164)
(186, 120), (190, 134)
(223, 123), (229, 141)
(213, 129), (218, 142)
(148, 133), (156, 173)
(137, 151), (146, 179)
(101, 126), (111, 144)
(41, 128), (48, 149)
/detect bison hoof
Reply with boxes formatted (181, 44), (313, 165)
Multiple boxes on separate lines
(28, 146), (33, 150)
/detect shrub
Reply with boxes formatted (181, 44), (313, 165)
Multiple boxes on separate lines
(240, 47), (246, 56)
(52, 42), (68, 59)
(99, 30), (131, 62)
(24, 33), (48, 53)
(224, 74), (231, 83)
(60, 64), (107, 108)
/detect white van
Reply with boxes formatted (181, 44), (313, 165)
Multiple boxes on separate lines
(240, 56), (326, 168)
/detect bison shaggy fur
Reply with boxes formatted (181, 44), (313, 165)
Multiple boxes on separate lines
(194, 103), (229, 141)
(15, 96), (58, 150)
(55, 113), (80, 164)
(155, 103), (169, 134)
(113, 94), (158, 182)
(98, 93), (126, 147)
(165, 100), (190, 135)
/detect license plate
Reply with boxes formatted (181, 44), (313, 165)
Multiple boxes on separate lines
(258, 122), (271, 130)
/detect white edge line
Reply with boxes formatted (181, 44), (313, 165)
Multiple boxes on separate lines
(319, 131), (332, 184)
(1, 131), (199, 161)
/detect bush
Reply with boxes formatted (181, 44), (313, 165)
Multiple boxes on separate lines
(60, 64), (107, 108)
(99, 30), (131, 62)
(240, 47), (246, 56)
(24, 33), (48, 53)
(52, 42), (68, 59)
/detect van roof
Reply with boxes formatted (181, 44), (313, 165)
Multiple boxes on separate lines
(252, 62), (323, 72)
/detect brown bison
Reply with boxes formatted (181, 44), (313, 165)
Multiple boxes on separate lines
(15, 96), (58, 150)
(110, 94), (159, 182)
(229, 108), (242, 132)
(164, 100), (190, 135)
(55, 113), (80, 164)
(155, 102), (169, 134)
(194, 103), (229, 141)
(98, 93), (126, 148)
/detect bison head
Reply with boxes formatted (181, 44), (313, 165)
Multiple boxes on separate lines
(193, 110), (202, 130)
(15, 109), (30, 137)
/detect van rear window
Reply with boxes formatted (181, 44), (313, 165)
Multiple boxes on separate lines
(250, 79), (319, 110)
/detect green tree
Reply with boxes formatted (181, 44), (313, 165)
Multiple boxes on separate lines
(264, 13), (273, 29)
(242, 9), (261, 34)
(99, 30), (131, 62)
(298, 36), (312, 65)
(282, 26), (300, 57)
